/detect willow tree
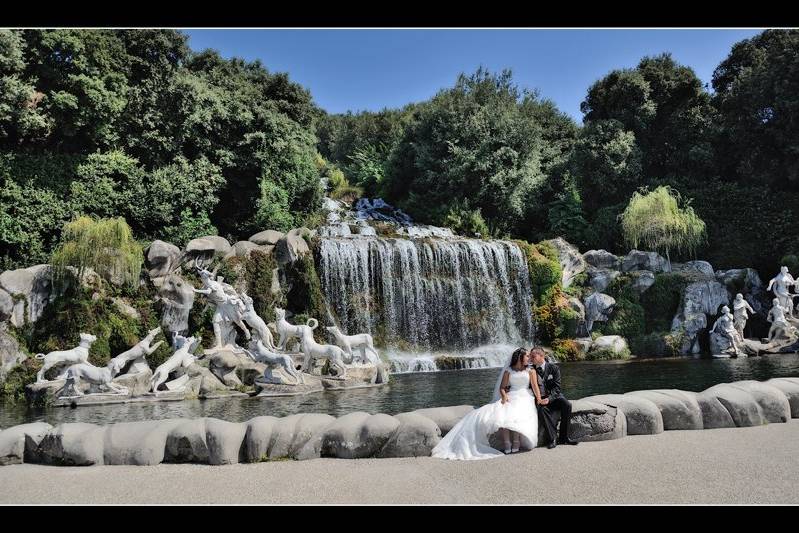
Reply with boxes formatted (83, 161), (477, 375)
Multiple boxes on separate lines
(620, 186), (706, 266)
(51, 216), (143, 290)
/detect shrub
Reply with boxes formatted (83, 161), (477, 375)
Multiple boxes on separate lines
(640, 273), (689, 332)
(629, 331), (682, 357)
(598, 298), (645, 339)
(50, 216), (143, 292)
(2, 358), (40, 402)
(586, 347), (631, 361)
(551, 339), (585, 362)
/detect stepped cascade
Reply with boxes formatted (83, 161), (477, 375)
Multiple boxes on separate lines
(318, 237), (535, 353)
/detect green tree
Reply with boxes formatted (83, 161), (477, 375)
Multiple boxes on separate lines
(620, 185), (706, 265)
(50, 216), (143, 290)
(712, 29), (799, 190)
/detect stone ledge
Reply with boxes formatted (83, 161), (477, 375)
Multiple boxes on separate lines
(2, 376), (797, 466)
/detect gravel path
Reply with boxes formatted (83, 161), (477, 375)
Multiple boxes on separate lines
(1, 420), (797, 504)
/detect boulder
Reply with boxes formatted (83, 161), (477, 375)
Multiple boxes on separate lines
(185, 235), (231, 256)
(204, 418), (247, 465)
(567, 399), (627, 442)
(0, 264), (55, 326)
(112, 368), (153, 397)
(587, 267), (619, 293)
(621, 250), (669, 273)
(225, 241), (274, 261)
(583, 250), (620, 270)
(156, 274), (195, 333)
(695, 391), (737, 428)
(672, 260), (715, 279)
(287, 413), (337, 460)
(0, 324), (25, 384)
(589, 335), (629, 358)
(0, 422), (52, 465)
(112, 297), (140, 320)
(700, 383), (763, 427)
(626, 390), (703, 430)
(242, 416), (279, 462)
(274, 228), (312, 265)
(543, 238), (586, 288)
(411, 405), (474, 436)
(730, 381), (791, 423)
(164, 418), (210, 463)
(629, 270), (656, 294)
(145, 240), (181, 279)
(0, 288), (12, 322)
(584, 292), (616, 333)
(321, 412), (400, 459)
(765, 378), (799, 418)
(264, 414), (304, 460)
(582, 394), (664, 435)
(184, 363), (228, 397)
(672, 280), (729, 354)
(377, 412), (442, 458)
(37, 423), (106, 466)
(103, 419), (184, 465)
(248, 230), (285, 246)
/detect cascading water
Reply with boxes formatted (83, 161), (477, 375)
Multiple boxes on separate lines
(318, 236), (535, 371)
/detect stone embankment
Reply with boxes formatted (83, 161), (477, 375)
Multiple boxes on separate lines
(1, 377), (797, 466)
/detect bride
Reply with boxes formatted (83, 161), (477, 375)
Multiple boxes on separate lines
(432, 347), (542, 460)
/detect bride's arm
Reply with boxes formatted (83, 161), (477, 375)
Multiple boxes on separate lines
(500, 371), (510, 404)
(530, 370), (543, 404)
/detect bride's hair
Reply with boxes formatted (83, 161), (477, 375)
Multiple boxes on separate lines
(509, 347), (528, 368)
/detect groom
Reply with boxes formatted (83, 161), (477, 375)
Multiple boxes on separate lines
(529, 347), (578, 449)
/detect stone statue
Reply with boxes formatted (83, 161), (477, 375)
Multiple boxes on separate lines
(732, 293), (756, 339)
(62, 362), (130, 396)
(298, 326), (350, 379)
(767, 297), (798, 344)
(247, 339), (304, 384)
(274, 307), (316, 351)
(193, 268), (251, 348)
(326, 326), (379, 364)
(766, 266), (798, 318)
(240, 292), (276, 350)
(34, 333), (97, 383)
(711, 306), (742, 356)
(150, 333), (199, 393)
(109, 327), (163, 377)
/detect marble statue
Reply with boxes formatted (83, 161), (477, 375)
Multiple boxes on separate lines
(240, 292), (276, 350)
(766, 266), (798, 318)
(767, 297), (798, 344)
(35, 333), (97, 383)
(298, 326), (350, 379)
(711, 306), (743, 356)
(109, 327), (163, 377)
(275, 307), (316, 351)
(193, 268), (251, 348)
(63, 362), (129, 396)
(732, 293), (756, 339)
(247, 339), (304, 384)
(150, 333), (199, 393)
(326, 326), (379, 364)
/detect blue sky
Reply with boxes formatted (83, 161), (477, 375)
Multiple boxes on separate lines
(184, 29), (762, 121)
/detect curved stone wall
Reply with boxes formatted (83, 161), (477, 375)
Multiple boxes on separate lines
(1, 377), (797, 466)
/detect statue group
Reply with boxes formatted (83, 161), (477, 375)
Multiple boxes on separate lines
(31, 267), (387, 402)
(711, 266), (799, 357)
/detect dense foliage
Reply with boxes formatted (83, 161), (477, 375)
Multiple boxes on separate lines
(0, 29), (322, 269)
(2, 29), (798, 277)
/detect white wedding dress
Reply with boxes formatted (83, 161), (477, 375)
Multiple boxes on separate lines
(432, 368), (538, 460)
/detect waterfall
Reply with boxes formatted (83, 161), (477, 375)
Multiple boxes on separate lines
(318, 237), (535, 354)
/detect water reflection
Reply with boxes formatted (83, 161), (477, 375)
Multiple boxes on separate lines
(2, 354), (798, 429)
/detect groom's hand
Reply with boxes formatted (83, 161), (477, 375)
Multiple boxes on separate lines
(537, 398), (549, 406)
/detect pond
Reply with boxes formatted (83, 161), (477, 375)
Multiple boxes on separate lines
(2, 353), (798, 429)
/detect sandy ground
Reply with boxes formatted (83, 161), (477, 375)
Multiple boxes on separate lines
(1, 419), (797, 504)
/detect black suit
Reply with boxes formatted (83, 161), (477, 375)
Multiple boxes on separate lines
(533, 359), (573, 444)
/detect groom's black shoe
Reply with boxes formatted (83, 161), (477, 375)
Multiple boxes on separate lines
(559, 438), (579, 446)
(546, 441), (557, 449)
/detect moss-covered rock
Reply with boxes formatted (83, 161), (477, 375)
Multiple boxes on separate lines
(629, 331), (684, 357)
(597, 298), (645, 339)
(640, 273), (690, 333)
